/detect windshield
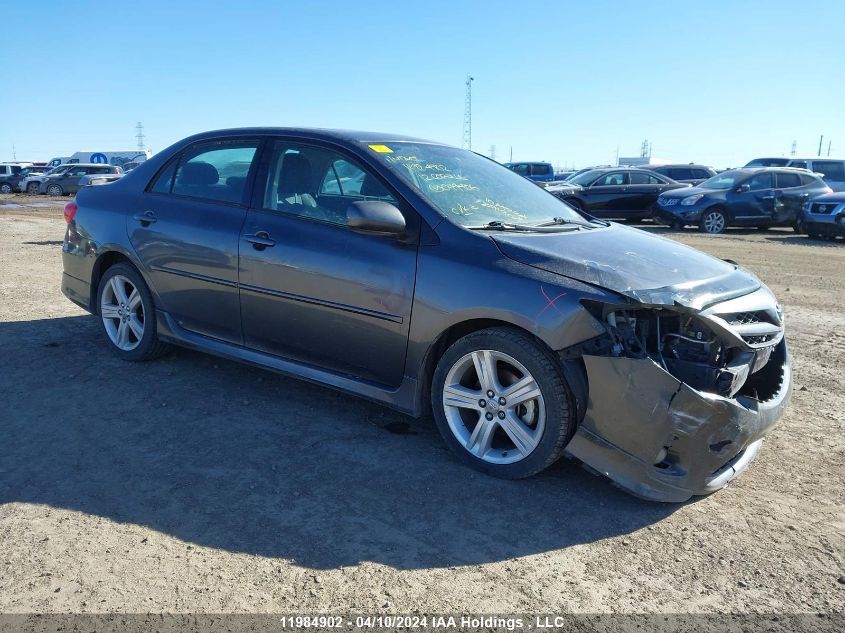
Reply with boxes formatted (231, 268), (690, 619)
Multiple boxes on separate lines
(699, 171), (746, 189)
(368, 143), (585, 227)
(567, 169), (603, 186)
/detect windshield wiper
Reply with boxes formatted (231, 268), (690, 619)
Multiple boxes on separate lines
(539, 216), (604, 229)
(467, 220), (581, 232)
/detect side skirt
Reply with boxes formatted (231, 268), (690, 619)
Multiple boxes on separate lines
(155, 309), (422, 416)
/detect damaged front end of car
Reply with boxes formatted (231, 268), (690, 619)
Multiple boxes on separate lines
(561, 282), (792, 502)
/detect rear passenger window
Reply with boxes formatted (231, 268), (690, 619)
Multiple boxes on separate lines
(693, 169), (712, 179)
(149, 159), (178, 194)
(171, 141), (258, 204)
(630, 172), (660, 184)
(776, 172), (801, 188)
(530, 164), (551, 176)
(668, 168), (692, 180)
(790, 161), (807, 169)
(813, 161), (845, 181)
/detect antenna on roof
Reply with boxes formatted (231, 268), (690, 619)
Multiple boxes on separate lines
(136, 122), (146, 151)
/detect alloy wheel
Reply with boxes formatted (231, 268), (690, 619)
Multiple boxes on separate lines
(0, 183), (12, 194)
(46, 184), (63, 196)
(442, 350), (545, 464)
(100, 275), (144, 351)
(703, 210), (726, 234)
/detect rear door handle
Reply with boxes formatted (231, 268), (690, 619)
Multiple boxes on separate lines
(132, 210), (157, 224)
(244, 231), (276, 250)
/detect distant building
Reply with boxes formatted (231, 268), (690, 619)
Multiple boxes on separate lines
(618, 157), (672, 167)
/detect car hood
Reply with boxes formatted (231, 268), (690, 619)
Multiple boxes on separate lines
(812, 192), (845, 204)
(659, 185), (716, 199)
(492, 223), (760, 309)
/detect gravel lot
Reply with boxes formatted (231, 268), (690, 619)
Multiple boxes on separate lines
(0, 194), (843, 623)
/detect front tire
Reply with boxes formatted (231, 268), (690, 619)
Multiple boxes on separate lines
(431, 327), (575, 479)
(26, 182), (40, 194)
(700, 207), (727, 234)
(97, 263), (169, 361)
(46, 184), (64, 196)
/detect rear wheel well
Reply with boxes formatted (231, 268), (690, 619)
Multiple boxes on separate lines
(418, 319), (548, 416)
(90, 251), (132, 311)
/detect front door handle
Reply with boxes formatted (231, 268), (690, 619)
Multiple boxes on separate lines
(132, 210), (157, 224)
(244, 231), (276, 250)
(760, 195), (775, 200)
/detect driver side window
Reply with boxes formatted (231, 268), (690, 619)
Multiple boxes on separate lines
(746, 173), (773, 191)
(593, 172), (627, 186)
(262, 142), (395, 225)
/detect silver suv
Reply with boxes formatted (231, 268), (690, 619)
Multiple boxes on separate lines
(40, 164), (121, 196)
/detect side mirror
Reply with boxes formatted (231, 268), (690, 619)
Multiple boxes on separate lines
(737, 183), (750, 193)
(346, 200), (406, 235)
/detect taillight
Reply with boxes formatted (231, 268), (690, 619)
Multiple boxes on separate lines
(64, 201), (78, 223)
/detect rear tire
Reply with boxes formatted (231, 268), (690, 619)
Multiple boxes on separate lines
(96, 263), (169, 361)
(431, 327), (575, 479)
(0, 183), (12, 194)
(700, 207), (727, 234)
(26, 182), (40, 194)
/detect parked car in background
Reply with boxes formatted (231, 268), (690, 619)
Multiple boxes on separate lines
(547, 167), (689, 220)
(4, 165), (50, 192)
(802, 192), (845, 239)
(504, 162), (556, 182)
(21, 164), (75, 194)
(40, 164), (122, 196)
(79, 172), (123, 188)
(653, 168), (831, 233)
(47, 151), (152, 169)
(745, 157), (845, 191)
(0, 163), (31, 190)
(646, 164), (717, 186)
(60, 127), (792, 502)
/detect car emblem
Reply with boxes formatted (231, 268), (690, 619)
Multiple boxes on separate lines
(820, 205), (827, 212)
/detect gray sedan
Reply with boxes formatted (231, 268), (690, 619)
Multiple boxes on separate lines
(40, 164), (121, 196)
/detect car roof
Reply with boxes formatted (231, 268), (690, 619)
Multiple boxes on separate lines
(649, 164), (713, 169)
(183, 127), (443, 147)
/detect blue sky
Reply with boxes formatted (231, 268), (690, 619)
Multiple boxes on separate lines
(1, 0), (842, 168)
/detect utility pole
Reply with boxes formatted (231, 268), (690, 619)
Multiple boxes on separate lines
(11, 144), (16, 161)
(818, 135), (824, 157)
(790, 140), (797, 156)
(828, 141), (832, 157)
(489, 145), (496, 161)
(509, 146), (513, 162)
(462, 75), (474, 150)
(136, 122), (146, 151)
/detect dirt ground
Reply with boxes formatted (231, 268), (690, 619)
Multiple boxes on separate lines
(0, 193), (843, 623)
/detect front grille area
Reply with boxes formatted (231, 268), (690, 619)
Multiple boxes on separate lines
(742, 333), (777, 345)
(812, 203), (835, 214)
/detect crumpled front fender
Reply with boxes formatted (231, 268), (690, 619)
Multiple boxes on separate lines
(564, 340), (792, 502)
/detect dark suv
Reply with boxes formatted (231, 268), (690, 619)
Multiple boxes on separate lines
(646, 164), (717, 186)
(654, 167), (832, 233)
(40, 163), (122, 196)
(60, 128), (792, 502)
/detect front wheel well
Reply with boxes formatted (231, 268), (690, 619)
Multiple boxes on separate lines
(417, 318), (549, 416)
(90, 251), (133, 311)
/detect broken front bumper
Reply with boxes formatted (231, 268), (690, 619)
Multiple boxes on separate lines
(564, 339), (792, 502)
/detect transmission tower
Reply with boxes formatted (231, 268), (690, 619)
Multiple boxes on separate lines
(462, 75), (474, 150)
(640, 139), (651, 158)
(136, 122), (146, 151)
(790, 140), (797, 156)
